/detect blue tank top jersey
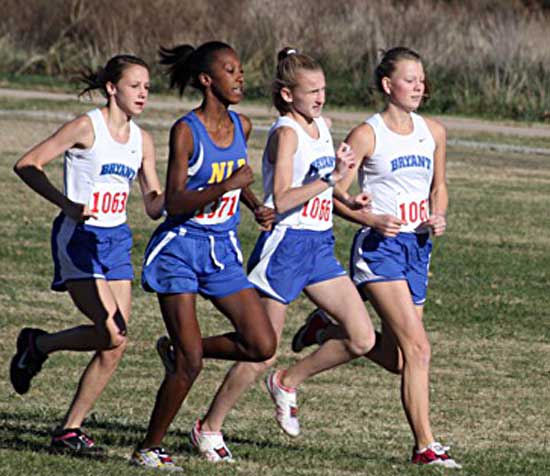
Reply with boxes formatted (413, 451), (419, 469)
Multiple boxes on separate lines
(166, 110), (248, 234)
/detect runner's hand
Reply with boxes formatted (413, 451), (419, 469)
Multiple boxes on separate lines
(254, 206), (276, 231)
(64, 202), (97, 222)
(371, 214), (406, 237)
(421, 213), (446, 236)
(332, 142), (355, 181)
(225, 164), (254, 191)
(347, 192), (372, 210)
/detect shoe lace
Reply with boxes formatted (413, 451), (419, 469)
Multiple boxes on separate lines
(151, 447), (174, 463)
(78, 432), (95, 447)
(429, 442), (451, 455)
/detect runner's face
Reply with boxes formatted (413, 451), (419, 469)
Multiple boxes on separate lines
(289, 69), (326, 119)
(208, 49), (245, 105)
(111, 65), (150, 115)
(386, 59), (425, 112)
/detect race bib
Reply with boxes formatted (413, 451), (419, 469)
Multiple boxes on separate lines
(299, 189), (333, 229)
(396, 192), (429, 231)
(88, 182), (129, 227)
(192, 189), (241, 225)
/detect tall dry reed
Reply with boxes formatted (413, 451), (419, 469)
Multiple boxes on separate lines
(0, 0), (549, 119)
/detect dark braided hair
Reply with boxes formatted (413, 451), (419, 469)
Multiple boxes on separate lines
(159, 41), (233, 96)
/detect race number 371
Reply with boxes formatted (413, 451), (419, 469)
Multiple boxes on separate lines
(193, 189), (241, 225)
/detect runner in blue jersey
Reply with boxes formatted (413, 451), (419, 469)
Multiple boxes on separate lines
(291, 47), (461, 468)
(161, 47), (376, 462)
(10, 55), (164, 455)
(131, 42), (277, 471)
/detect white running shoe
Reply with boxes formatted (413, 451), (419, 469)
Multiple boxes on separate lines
(265, 370), (300, 437)
(130, 447), (183, 471)
(189, 418), (233, 463)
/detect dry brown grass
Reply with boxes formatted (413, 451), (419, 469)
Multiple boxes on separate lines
(1, 0), (550, 118)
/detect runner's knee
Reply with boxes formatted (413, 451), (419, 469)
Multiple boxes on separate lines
(239, 321), (277, 362)
(249, 356), (277, 374)
(98, 311), (128, 349)
(107, 332), (127, 349)
(247, 334), (277, 362)
(174, 350), (203, 383)
(93, 326), (125, 350)
(97, 341), (127, 367)
(108, 309), (128, 349)
(403, 336), (431, 368)
(345, 330), (375, 357)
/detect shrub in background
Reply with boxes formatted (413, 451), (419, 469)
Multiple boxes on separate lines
(0, 0), (549, 120)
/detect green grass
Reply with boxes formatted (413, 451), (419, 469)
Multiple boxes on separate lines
(0, 97), (90, 113)
(0, 73), (72, 92)
(448, 130), (550, 150)
(1, 103), (550, 476)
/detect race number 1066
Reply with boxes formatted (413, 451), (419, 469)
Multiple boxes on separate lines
(301, 197), (332, 222)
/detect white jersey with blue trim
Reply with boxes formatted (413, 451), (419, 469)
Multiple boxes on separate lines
(63, 108), (143, 228)
(263, 115), (336, 231)
(359, 112), (435, 233)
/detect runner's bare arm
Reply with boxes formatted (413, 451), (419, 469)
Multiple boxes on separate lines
(424, 117), (448, 236)
(14, 115), (96, 220)
(138, 129), (164, 219)
(164, 121), (253, 216)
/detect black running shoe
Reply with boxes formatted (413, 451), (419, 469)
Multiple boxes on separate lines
(50, 428), (105, 457)
(156, 336), (176, 374)
(9, 327), (49, 395)
(291, 309), (333, 353)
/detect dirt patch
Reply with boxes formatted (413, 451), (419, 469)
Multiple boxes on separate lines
(2, 87), (549, 138)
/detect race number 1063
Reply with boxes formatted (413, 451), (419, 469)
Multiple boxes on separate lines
(90, 190), (128, 215)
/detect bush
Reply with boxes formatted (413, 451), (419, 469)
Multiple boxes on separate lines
(1, 0), (549, 120)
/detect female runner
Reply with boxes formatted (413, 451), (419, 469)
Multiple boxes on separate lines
(11, 54), (164, 454)
(179, 48), (375, 462)
(130, 42), (276, 471)
(291, 47), (461, 468)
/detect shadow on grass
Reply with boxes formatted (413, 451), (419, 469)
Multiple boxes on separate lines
(0, 410), (143, 453)
(0, 409), (400, 466)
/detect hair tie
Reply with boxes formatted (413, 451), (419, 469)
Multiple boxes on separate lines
(287, 49), (297, 55)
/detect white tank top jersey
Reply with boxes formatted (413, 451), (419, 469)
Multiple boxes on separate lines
(263, 116), (336, 231)
(359, 112), (435, 233)
(63, 108), (143, 228)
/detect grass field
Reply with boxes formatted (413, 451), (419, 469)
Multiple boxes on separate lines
(0, 95), (549, 476)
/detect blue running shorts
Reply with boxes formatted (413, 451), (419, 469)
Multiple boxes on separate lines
(142, 224), (253, 298)
(350, 228), (432, 305)
(247, 227), (346, 304)
(51, 213), (133, 292)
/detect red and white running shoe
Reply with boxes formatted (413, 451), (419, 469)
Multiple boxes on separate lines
(412, 441), (462, 469)
(189, 418), (233, 462)
(265, 370), (300, 437)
